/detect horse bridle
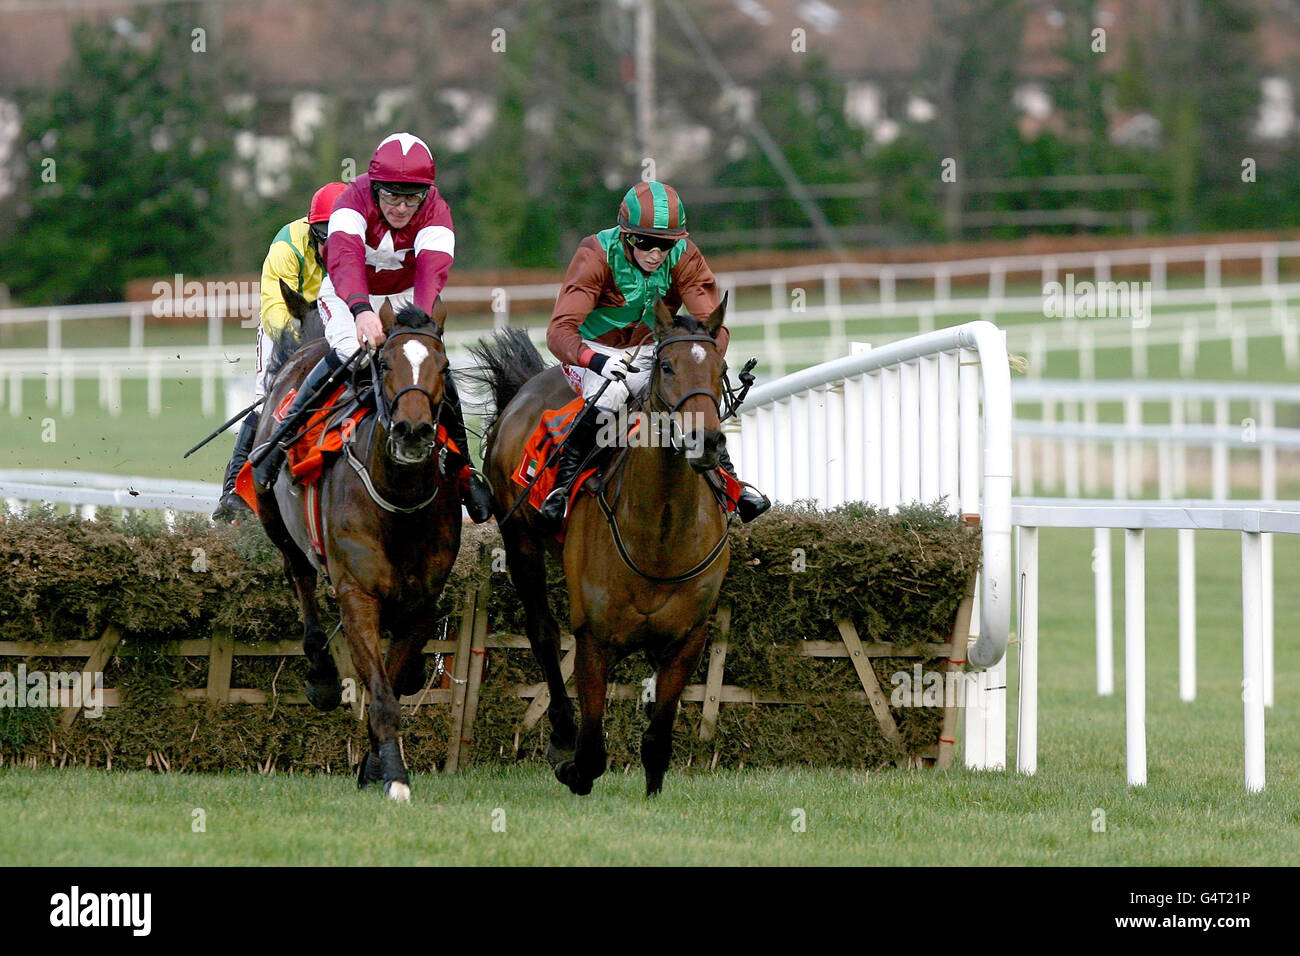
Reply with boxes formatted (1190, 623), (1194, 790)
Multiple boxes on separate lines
(651, 332), (724, 420)
(592, 328), (732, 584)
(369, 326), (448, 460)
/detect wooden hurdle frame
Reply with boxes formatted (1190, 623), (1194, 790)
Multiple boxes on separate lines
(0, 557), (978, 772)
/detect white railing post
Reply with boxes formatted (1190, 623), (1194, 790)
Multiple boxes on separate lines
(918, 356), (939, 503)
(791, 391), (812, 500)
(1063, 398), (1079, 497)
(1242, 530), (1266, 793)
(865, 369), (882, 505)
(899, 361), (920, 503)
(1213, 396), (1229, 500)
(1016, 525), (1039, 776)
(1125, 393), (1142, 498)
(1125, 527), (1147, 787)
(1150, 251), (1166, 293)
(842, 373), (865, 503)
(881, 366), (901, 509)
(1095, 527), (1114, 696)
(1262, 532), (1274, 710)
(774, 398), (793, 503)
(938, 351), (959, 510)
(824, 383), (844, 506)
(1262, 245), (1279, 290)
(1179, 528), (1196, 702)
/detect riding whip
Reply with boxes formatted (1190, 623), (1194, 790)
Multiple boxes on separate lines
(183, 396), (266, 459)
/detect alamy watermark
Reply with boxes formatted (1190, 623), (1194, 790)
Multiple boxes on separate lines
(151, 273), (259, 321)
(50, 886), (150, 936)
(889, 664), (1000, 709)
(0, 665), (104, 718)
(594, 407), (711, 460)
(1043, 273), (1153, 327)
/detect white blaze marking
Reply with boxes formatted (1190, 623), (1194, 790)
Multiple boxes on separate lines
(403, 339), (430, 381)
(691, 344), (706, 364)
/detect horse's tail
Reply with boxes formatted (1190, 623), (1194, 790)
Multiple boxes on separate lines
(264, 280), (326, 382)
(465, 328), (551, 437)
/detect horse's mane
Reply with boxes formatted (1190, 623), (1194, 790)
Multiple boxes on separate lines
(668, 312), (705, 334)
(464, 328), (551, 439)
(395, 304), (436, 329)
(264, 304), (326, 381)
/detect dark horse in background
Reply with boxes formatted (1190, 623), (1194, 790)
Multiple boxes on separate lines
(470, 297), (732, 796)
(256, 284), (462, 802)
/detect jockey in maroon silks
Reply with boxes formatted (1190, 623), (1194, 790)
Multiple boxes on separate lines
(252, 132), (494, 523)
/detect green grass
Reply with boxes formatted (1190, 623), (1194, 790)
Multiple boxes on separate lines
(2, 525), (1297, 865)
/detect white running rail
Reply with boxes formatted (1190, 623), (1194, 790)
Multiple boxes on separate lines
(1012, 500), (1298, 793)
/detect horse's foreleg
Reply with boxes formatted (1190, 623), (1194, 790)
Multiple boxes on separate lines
(387, 631), (429, 701)
(504, 529), (576, 763)
(341, 588), (410, 803)
(556, 626), (609, 796)
(263, 509), (340, 711)
(642, 628), (710, 797)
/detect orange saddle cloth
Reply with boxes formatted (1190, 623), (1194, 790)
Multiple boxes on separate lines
(235, 386), (460, 516)
(513, 399), (744, 538)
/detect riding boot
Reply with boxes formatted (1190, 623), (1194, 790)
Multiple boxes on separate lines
(538, 405), (602, 529)
(252, 352), (341, 490)
(715, 444), (771, 524)
(440, 372), (495, 524)
(212, 410), (259, 521)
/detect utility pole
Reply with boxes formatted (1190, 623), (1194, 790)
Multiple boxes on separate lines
(635, 0), (655, 161)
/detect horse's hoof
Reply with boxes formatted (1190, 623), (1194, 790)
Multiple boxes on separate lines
(555, 761), (592, 796)
(384, 780), (412, 804)
(305, 679), (342, 712)
(546, 741), (575, 768)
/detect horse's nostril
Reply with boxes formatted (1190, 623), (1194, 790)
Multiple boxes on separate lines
(392, 420), (411, 439)
(414, 422), (436, 444)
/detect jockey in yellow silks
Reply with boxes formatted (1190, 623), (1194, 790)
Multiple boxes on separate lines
(213, 181), (347, 520)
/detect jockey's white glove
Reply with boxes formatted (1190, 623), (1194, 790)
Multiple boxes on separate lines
(589, 352), (639, 382)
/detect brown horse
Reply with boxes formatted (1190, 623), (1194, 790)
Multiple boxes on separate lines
(254, 294), (462, 802)
(471, 296), (732, 796)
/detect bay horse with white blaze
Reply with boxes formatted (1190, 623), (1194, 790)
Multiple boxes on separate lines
(471, 296), (732, 796)
(255, 292), (462, 802)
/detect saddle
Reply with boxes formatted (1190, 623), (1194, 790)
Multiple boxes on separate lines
(513, 397), (743, 541)
(234, 384), (369, 515)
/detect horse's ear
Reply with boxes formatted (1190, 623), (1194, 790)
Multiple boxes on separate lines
(378, 297), (397, 331)
(279, 278), (310, 322)
(431, 295), (447, 337)
(703, 290), (728, 339)
(653, 296), (676, 341)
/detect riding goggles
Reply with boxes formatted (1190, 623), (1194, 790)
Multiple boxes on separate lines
(624, 232), (679, 252)
(376, 186), (429, 208)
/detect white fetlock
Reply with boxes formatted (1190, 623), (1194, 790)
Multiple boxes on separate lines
(384, 781), (411, 804)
